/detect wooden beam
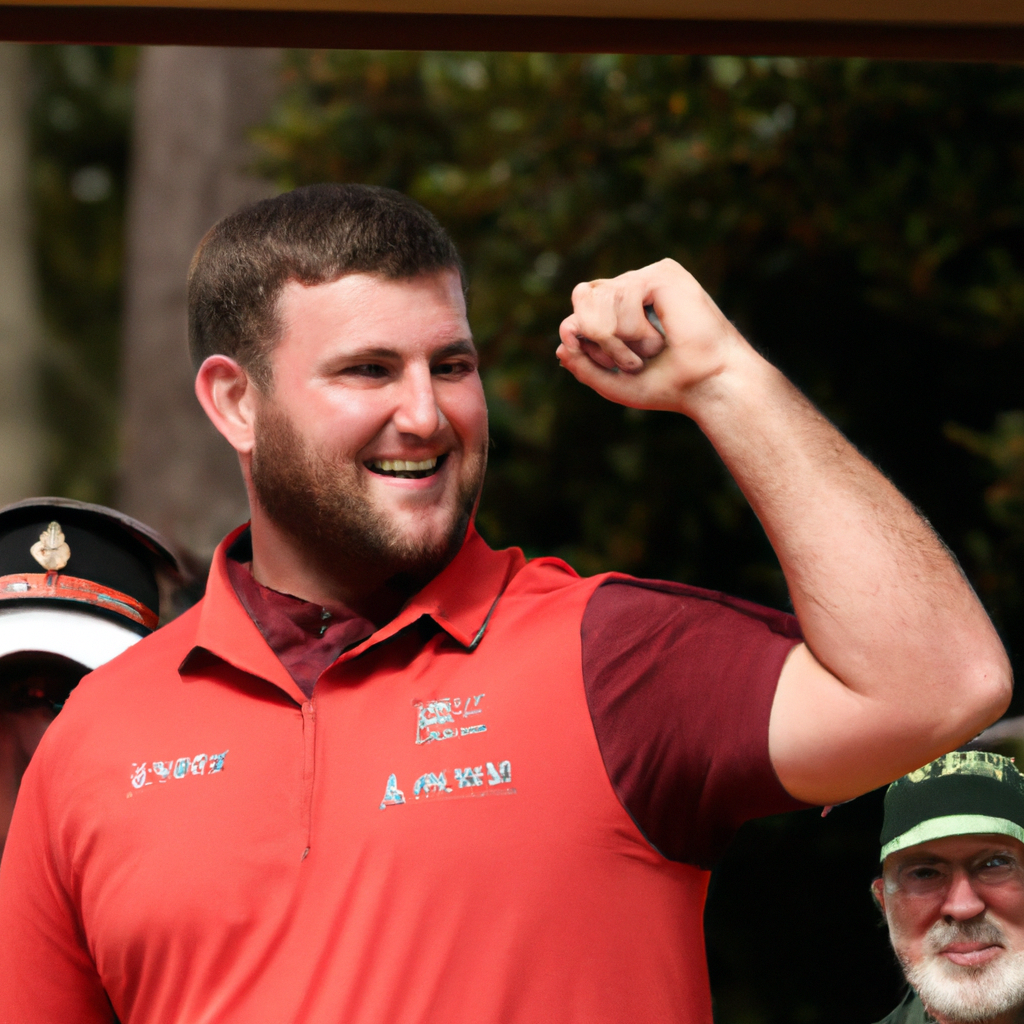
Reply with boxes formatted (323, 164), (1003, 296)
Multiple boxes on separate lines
(1, 5), (1023, 58)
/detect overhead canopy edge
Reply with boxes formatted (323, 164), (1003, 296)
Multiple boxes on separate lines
(1, 5), (1023, 58)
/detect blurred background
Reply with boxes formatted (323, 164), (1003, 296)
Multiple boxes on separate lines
(5, 44), (1024, 1021)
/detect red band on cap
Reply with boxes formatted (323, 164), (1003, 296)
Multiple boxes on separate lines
(0, 573), (157, 630)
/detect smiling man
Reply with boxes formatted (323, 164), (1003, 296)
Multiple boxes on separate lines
(0, 183), (1012, 1024)
(873, 752), (1024, 1024)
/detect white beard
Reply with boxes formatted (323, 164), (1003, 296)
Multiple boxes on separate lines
(901, 919), (1024, 1023)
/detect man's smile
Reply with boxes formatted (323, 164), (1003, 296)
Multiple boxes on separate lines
(365, 455), (447, 479)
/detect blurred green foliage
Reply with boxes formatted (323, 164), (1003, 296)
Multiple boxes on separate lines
(256, 52), (1024, 651)
(946, 411), (1024, 637)
(29, 45), (135, 503)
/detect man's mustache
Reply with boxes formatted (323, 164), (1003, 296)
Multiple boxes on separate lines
(924, 918), (1006, 956)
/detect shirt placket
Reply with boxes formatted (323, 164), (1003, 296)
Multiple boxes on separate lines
(300, 695), (316, 859)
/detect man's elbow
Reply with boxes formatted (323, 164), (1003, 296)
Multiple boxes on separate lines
(960, 647), (1013, 736)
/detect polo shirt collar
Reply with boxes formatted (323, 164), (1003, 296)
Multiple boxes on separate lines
(181, 522), (525, 702)
(350, 523), (526, 654)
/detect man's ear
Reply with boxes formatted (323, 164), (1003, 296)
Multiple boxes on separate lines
(870, 876), (887, 915)
(194, 355), (260, 456)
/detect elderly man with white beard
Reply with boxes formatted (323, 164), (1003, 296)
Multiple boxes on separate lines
(872, 751), (1024, 1024)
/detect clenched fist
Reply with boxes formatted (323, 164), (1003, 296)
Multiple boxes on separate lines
(556, 258), (752, 419)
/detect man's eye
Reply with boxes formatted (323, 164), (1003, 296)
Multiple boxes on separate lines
(977, 856), (1016, 879)
(432, 361), (469, 376)
(346, 364), (389, 378)
(898, 865), (949, 892)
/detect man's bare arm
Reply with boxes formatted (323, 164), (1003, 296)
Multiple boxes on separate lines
(557, 258), (1012, 805)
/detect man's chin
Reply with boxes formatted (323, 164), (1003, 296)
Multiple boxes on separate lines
(905, 949), (1024, 1023)
(250, 400), (482, 590)
(381, 514), (470, 576)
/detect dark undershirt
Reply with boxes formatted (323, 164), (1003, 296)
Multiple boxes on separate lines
(225, 532), (805, 866)
(225, 539), (374, 700)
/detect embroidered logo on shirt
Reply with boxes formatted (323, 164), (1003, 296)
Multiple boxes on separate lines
(414, 771), (449, 797)
(379, 759), (513, 808)
(380, 773), (405, 808)
(130, 751), (228, 789)
(414, 694), (486, 744)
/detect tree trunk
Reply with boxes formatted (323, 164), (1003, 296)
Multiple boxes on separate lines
(119, 47), (279, 564)
(0, 44), (44, 505)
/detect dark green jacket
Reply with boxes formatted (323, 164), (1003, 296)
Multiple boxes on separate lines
(874, 990), (934, 1024)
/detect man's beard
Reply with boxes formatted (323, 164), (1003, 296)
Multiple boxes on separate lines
(900, 918), (1024, 1023)
(250, 402), (486, 584)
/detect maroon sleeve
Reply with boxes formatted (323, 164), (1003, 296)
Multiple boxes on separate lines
(581, 577), (810, 868)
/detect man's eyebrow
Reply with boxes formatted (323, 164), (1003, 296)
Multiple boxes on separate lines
(895, 856), (943, 869)
(335, 340), (476, 362)
(340, 347), (402, 361)
(894, 849), (1017, 871)
(432, 340), (477, 358)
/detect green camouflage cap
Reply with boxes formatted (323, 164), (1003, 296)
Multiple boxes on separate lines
(880, 750), (1024, 861)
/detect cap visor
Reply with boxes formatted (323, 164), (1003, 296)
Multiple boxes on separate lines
(881, 813), (1024, 860)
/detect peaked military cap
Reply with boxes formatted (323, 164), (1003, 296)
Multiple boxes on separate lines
(0, 497), (179, 672)
(880, 750), (1024, 861)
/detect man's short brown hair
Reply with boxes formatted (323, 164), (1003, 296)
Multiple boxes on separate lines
(187, 183), (465, 388)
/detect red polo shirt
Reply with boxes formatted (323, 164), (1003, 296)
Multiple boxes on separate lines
(0, 524), (802, 1024)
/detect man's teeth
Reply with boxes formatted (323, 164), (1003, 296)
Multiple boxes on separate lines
(371, 458), (438, 472)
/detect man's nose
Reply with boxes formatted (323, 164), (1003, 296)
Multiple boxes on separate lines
(940, 869), (987, 921)
(392, 368), (444, 438)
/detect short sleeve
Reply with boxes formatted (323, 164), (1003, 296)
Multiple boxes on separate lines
(581, 577), (809, 868)
(0, 737), (115, 1023)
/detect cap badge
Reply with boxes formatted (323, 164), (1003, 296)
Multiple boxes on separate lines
(30, 521), (71, 571)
